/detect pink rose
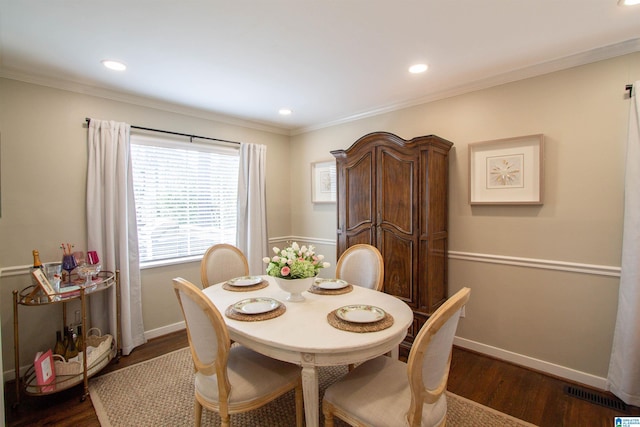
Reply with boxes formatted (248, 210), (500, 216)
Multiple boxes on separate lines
(280, 266), (291, 276)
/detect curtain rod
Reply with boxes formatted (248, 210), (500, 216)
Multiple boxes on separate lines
(84, 118), (241, 145)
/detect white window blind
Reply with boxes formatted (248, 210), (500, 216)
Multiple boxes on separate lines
(130, 134), (239, 265)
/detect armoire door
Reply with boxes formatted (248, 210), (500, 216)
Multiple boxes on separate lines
(376, 144), (419, 309)
(335, 144), (375, 253)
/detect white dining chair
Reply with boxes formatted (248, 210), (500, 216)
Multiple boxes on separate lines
(200, 244), (249, 288)
(172, 277), (304, 427)
(335, 244), (384, 292)
(322, 287), (471, 427)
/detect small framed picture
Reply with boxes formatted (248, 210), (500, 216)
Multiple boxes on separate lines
(311, 160), (337, 203)
(34, 349), (56, 392)
(469, 134), (544, 205)
(31, 269), (56, 301)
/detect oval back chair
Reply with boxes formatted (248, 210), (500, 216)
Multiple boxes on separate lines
(200, 244), (249, 288)
(335, 244), (384, 291)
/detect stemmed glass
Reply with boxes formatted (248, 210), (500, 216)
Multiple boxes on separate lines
(77, 263), (101, 286)
(61, 254), (77, 284)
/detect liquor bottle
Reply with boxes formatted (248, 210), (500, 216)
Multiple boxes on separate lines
(75, 325), (84, 353)
(53, 331), (65, 356)
(64, 328), (78, 360)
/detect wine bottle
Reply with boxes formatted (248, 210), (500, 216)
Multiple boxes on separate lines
(75, 325), (84, 353)
(30, 249), (45, 289)
(53, 331), (65, 356)
(64, 328), (78, 360)
(32, 250), (43, 269)
(62, 328), (69, 350)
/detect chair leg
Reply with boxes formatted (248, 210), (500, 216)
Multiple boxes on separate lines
(295, 382), (304, 427)
(322, 401), (335, 427)
(194, 399), (203, 427)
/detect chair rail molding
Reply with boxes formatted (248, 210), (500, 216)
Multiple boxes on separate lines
(1, 250), (620, 278)
(448, 251), (620, 278)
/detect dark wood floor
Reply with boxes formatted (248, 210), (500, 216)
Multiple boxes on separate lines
(4, 330), (639, 426)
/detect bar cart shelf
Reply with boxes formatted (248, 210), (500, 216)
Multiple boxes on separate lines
(12, 270), (121, 403)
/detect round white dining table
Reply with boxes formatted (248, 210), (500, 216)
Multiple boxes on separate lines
(202, 275), (413, 427)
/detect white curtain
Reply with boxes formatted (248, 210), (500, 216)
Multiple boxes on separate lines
(87, 119), (146, 356)
(236, 143), (268, 274)
(607, 81), (640, 406)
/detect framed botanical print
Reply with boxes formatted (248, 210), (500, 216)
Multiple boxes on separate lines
(311, 160), (336, 203)
(469, 134), (544, 205)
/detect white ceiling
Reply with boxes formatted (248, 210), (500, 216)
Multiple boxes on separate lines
(1, 1), (640, 133)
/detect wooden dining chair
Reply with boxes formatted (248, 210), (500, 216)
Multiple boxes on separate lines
(335, 244), (384, 292)
(200, 244), (249, 288)
(322, 287), (471, 427)
(172, 277), (304, 427)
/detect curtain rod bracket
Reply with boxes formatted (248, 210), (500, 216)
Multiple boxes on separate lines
(626, 84), (633, 98)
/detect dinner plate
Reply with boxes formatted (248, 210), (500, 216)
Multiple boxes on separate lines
(315, 278), (349, 290)
(335, 305), (386, 323)
(232, 297), (281, 315)
(227, 276), (262, 287)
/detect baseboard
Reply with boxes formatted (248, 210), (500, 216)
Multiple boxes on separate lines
(144, 321), (186, 341)
(3, 325), (605, 389)
(454, 336), (608, 390)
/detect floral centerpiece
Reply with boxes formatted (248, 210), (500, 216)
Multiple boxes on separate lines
(263, 242), (330, 279)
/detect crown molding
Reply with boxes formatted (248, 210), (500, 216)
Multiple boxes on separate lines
(3, 38), (638, 138)
(0, 69), (291, 136)
(292, 38), (640, 135)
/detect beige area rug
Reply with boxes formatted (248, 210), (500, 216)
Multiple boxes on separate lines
(89, 347), (537, 427)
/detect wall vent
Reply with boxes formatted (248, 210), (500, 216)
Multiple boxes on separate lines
(564, 386), (628, 411)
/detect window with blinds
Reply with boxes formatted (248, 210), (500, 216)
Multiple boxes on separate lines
(130, 134), (239, 265)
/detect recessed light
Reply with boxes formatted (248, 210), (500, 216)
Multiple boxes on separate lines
(618, 0), (640, 5)
(409, 63), (428, 74)
(279, 108), (292, 116)
(101, 60), (127, 71)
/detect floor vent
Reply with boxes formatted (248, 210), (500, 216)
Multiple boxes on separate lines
(564, 386), (628, 411)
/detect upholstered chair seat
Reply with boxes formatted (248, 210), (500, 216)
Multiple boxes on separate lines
(323, 287), (471, 427)
(173, 277), (304, 427)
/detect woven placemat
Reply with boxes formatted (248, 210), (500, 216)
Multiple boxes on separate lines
(308, 283), (354, 295)
(327, 309), (394, 333)
(225, 303), (286, 321)
(222, 280), (269, 292)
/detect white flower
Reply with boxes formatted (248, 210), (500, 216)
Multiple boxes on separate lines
(263, 241), (331, 279)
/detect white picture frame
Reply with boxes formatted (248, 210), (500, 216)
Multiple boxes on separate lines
(31, 268), (56, 301)
(311, 160), (336, 203)
(469, 134), (544, 205)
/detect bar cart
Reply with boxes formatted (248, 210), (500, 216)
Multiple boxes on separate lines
(12, 270), (121, 404)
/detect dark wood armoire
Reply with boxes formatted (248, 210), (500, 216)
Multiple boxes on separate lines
(331, 131), (453, 356)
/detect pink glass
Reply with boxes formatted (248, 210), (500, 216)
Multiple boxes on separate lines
(73, 251), (85, 265)
(87, 251), (100, 265)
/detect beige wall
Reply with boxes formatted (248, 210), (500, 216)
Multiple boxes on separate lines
(1, 51), (639, 386)
(0, 78), (291, 373)
(290, 53), (640, 383)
